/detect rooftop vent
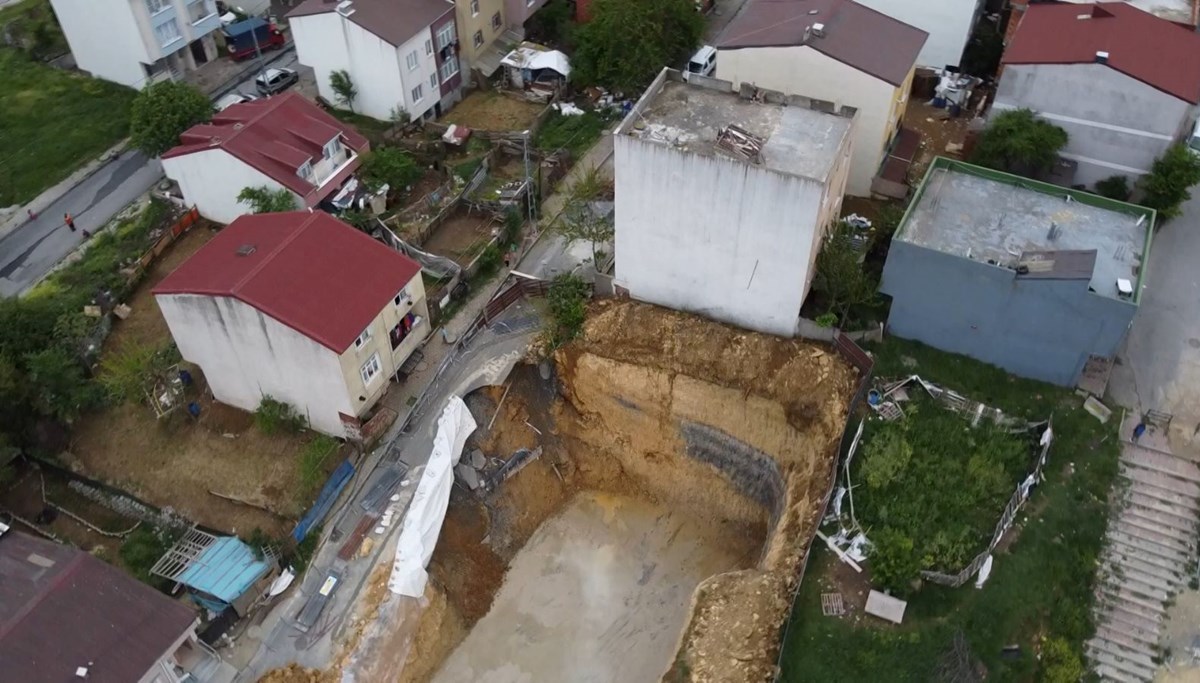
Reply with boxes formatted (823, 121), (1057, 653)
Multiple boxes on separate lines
(807, 8), (819, 14)
(335, 0), (355, 17)
(716, 124), (765, 163)
(811, 22), (826, 38)
(1095, 50), (1109, 64)
(236, 244), (257, 257)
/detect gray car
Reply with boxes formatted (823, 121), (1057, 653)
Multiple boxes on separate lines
(255, 68), (299, 96)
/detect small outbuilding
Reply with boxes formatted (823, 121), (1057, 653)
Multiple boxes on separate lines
(500, 42), (570, 99)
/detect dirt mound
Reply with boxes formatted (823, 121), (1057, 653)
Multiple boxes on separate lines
(256, 664), (336, 683)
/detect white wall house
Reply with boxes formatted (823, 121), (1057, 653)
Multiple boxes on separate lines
(854, 0), (984, 69)
(716, 0), (926, 196)
(161, 91), (370, 224)
(50, 0), (221, 89)
(289, 0), (464, 122)
(996, 2), (1200, 188)
(613, 70), (855, 338)
(154, 212), (431, 438)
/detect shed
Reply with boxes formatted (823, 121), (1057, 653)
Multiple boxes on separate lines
(500, 42), (570, 96)
(152, 528), (277, 616)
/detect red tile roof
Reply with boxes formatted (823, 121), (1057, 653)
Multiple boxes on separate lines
(153, 211), (422, 353)
(162, 91), (370, 197)
(716, 0), (927, 86)
(0, 531), (197, 683)
(1003, 2), (1200, 103)
(288, 0), (454, 47)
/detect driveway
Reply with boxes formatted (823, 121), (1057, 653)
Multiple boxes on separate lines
(1109, 191), (1200, 445)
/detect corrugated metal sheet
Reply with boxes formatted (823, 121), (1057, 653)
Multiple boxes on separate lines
(176, 536), (271, 604)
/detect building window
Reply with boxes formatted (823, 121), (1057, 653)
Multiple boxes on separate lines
(297, 160), (313, 182)
(405, 50), (419, 71)
(353, 326), (372, 349)
(472, 30), (483, 49)
(424, 39), (433, 55)
(187, 0), (214, 24)
(145, 0), (169, 14)
(430, 72), (438, 90)
(154, 19), (182, 46)
(491, 11), (502, 30)
(470, 0), (479, 15)
(439, 55), (460, 82)
(411, 84), (424, 103)
(393, 288), (410, 307)
(390, 313), (421, 350)
(360, 353), (382, 385)
(435, 23), (456, 50)
(322, 137), (342, 161)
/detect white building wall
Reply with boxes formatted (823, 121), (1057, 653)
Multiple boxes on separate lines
(394, 29), (442, 120)
(613, 135), (830, 337)
(162, 148), (300, 224)
(156, 294), (356, 436)
(292, 12), (438, 121)
(717, 45), (895, 196)
(854, 0), (981, 69)
(994, 63), (1193, 187)
(50, 0), (154, 88)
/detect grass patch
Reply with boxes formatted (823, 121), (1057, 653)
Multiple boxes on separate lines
(0, 47), (136, 206)
(326, 106), (394, 143)
(298, 435), (339, 503)
(780, 337), (1117, 682)
(534, 109), (614, 158)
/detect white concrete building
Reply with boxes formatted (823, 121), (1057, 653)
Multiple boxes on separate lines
(854, 0), (985, 69)
(154, 212), (431, 438)
(161, 91), (370, 224)
(288, 0), (464, 122)
(996, 2), (1200, 187)
(49, 0), (221, 89)
(716, 0), (926, 196)
(613, 70), (855, 337)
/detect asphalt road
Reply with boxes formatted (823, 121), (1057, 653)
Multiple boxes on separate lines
(0, 48), (299, 299)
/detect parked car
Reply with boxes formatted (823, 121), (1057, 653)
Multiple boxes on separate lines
(683, 45), (716, 81)
(256, 68), (299, 96)
(214, 91), (258, 111)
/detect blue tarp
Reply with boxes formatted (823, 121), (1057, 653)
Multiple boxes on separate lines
(177, 536), (271, 604)
(292, 458), (355, 543)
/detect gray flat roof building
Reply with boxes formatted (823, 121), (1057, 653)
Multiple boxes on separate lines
(881, 158), (1155, 387)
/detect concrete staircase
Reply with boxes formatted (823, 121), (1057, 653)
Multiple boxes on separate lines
(1089, 437), (1200, 682)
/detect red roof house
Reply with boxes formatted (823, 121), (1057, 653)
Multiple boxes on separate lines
(995, 2), (1200, 186)
(154, 212), (431, 437)
(162, 92), (370, 224)
(0, 529), (207, 683)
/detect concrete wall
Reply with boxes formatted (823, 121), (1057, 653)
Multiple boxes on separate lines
(880, 240), (1137, 386)
(456, 0), (506, 69)
(156, 294), (356, 436)
(716, 45), (897, 196)
(162, 148), (299, 224)
(505, 0), (547, 31)
(613, 134), (834, 337)
(51, 0), (153, 88)
(994, 63), (1193, 187)
(291, 11), (442, 121)
(855, 0), (982, 69)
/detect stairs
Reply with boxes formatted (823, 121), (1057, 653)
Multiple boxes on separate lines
(1088, 436), (1200, 682)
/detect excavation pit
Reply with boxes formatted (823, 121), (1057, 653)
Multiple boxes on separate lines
(368, 300), (861, 683)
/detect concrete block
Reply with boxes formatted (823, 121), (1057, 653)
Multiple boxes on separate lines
(470, 448), (486, 470)
(456, 463), (480, 490)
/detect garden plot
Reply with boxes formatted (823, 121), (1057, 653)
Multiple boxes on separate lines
(437, 90), (545, 132)
(345, 300), (860, 683)
(420, 207), (501, 268)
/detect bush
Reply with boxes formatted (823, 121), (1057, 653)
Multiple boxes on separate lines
(98, 342), (179, 404)
(1094, 175), (1131, 201)
(1139, 143), (1200, 222)
(868, 528), (923, 596)
(237, 185), (298, 213)
(360, 147), (423, 193)
(971, 109), (1067, 176)
(1040, 637), (1085, 683)
(545, 273), (589, 348)
(255, 395), (306, 435)
(535, 110), (613, 157)
(120, 525), (181, 586)
(290, 525), (322, 573)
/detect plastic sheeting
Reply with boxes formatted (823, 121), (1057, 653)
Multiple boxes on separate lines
(388, 396), (478, 597)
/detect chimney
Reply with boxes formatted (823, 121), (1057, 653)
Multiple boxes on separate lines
(1095, 51), (1109, 64)
(811, 22), (826, 38)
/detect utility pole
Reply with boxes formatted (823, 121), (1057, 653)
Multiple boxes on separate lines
(522, 129), (534, 224)
(250, 14), (268, 92)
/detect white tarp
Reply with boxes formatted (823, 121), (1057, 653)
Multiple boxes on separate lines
(387, 396), (477, 597)
(501, 43), (571, 77)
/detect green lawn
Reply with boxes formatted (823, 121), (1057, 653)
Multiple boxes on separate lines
(0, 48), (136, 206)
(780, 337), (1119, 682)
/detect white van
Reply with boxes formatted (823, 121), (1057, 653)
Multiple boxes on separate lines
(684, 45), (717, 81)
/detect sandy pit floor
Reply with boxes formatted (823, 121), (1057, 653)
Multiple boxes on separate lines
(431, 491), (759, 683)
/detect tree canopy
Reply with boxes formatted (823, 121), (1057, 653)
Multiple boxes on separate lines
(571, 0), (703, 92)
(971, 108), (1067, 176)
(329, 69), (357, 112)
(359, 147), (422, 195)
(1139, 143), (1200, 222)
(237, 185), (298, 213)
(130, 81), (213, 157)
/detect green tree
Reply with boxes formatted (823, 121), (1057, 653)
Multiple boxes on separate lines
(545, 274), (589, 348)
(813, 220), (879, 325)
(329, 69), (358, 112)
(359, 147), (422, 195)
(237, 185), (298, 213)
(869, 527), (923, 596)
(130, 81), (213, 157)
(1139, 143), (1200, 221)
(23, 347), (101, 424)
(553, 200), (613, 266)
(971, 108), (1067, 176)
(571, 0), (703, 91)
